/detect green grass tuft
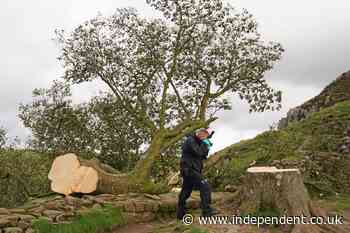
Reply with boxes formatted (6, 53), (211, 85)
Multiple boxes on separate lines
(32, 204), (125, 233)
(188, 227), (209, 233)
(318, 194), (350, 214)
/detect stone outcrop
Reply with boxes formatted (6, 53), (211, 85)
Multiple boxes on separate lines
(0, 192), (233, 232)
(337, 126), (350, 155)
(278, 71), (350, 129)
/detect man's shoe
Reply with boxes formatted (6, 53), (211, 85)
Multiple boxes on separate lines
(209, 207), (220, 215)
(202, 207), (220, 217)
(176, 214), (185, 220)
(176, 208), (186, 220)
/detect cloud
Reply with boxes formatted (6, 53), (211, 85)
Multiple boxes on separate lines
(210, 78), (322, 152)
(227, 0), (350, 87)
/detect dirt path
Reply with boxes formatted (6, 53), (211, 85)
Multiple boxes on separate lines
(110, 201), (255, 233)
(112, 222), (157, 233)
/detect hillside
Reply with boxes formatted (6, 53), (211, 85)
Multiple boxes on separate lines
(205, 71), (350, 197)
(278, 70), (350, 129)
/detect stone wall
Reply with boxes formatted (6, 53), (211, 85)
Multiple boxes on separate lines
(0, 192), (233, 233)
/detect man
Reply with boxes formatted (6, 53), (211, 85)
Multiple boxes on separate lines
(176, 127), (219, 219)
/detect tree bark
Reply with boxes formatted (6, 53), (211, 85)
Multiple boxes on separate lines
(239, 167), (310, 217)
(131, 135), (164, 182)
(239, 166), (349, 233)
(48, 119), (217, 196)
(48, 153), (165, 196)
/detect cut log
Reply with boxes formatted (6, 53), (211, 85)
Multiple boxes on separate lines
(48, 153), (136, 196)
(239, 166), (349, 233)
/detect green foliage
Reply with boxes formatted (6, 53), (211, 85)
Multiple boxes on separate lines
(206, 100), (350, 195)
(151, 141), (181, 183)
(142, 180), (170, 195)
(0, 126), (6, 149)
(0, 150), (54, 207)
(19, 81), (147, 171)
(32, 204), (125, 233)
(188, 228), (209, 233)
(19, 81), (93, 155)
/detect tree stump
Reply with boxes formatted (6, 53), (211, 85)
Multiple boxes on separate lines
(239, 166), (310, 217)
(239, 166), (349, 233)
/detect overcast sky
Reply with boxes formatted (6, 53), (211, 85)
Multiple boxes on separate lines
(0, 0), (349, 152)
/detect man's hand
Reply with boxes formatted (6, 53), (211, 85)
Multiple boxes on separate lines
(186, 135), (210, 159)
(202, 139), (213, 150)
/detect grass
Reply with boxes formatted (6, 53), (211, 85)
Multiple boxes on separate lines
(317, 194), (350, 214)
(32, 204), (125, 233)
(189, 227), (209, 233)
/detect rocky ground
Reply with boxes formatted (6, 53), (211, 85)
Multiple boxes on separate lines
(0, 191), (236, 233)
(0, 190), (284, 233)
(112, 195), (251, 233)
(1, 189), (350, 233)
(112, 197), (349, 233)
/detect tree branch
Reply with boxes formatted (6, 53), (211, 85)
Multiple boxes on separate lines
(159, 76), (171, 129)
(161, 117), (218, 152)
(196, 77), (212, 120)
(159, 8), (185, 128)
(100, 75), (157, 132)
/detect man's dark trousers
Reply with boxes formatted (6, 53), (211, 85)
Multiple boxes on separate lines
(176, 170), (212, 218)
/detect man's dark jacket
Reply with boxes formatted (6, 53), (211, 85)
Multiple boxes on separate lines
(180, 133), (209, 179)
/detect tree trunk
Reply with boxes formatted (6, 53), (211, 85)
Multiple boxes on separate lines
(48, 153), (167, 196)
(239, 166), (349, 233)
(47, 123), (212, 196)
(239, 167), (310, 217)
(131, 135), (164, 182)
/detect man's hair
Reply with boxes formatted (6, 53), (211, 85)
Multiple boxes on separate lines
(195, 128), (209, 134)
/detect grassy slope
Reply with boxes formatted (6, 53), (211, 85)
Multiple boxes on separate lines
(205, 100), (350, 196)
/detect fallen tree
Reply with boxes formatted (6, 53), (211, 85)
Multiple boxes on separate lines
(53, 0), (284, 192)
(48, 153), (147, 196)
